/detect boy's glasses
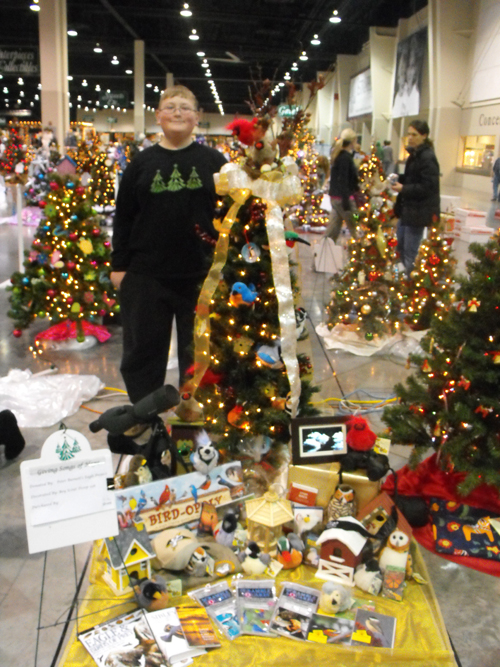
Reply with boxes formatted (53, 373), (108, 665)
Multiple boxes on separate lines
(159, 104), (196, 115)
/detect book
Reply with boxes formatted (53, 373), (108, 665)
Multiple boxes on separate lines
(148, 605), (219, 665)
(79, 608), (167, 667)
(382, 565), (406, 601)
(350, 609), (397, 649)
(307, 613), (355, 645)
(288, 482), (319, 506)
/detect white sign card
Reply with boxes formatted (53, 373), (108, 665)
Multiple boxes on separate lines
(20, 428), (118, 553)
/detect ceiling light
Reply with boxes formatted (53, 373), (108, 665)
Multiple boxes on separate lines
(205, 72), (211, 77)
(30, 1), (40, 11)
(279, 82), (285, 87)
(330, 10), (341, 23)
(3, 87), (8, 93)
(34, 93), (39, 100)
(94, 43), (103, 53)
(82, 79), (88, 86)
(125, 69), (133, 75)
(18, 78), (24, 86)
(299, 51), (308, 61)
(311, 34), (321, 45)
(146, 83), (152, 88)
(197, 51), (205, 57)
(67, 75), (73, 81)
(189, 29), (199, 41)
(67, 29), (78, 37)
(77, 95), (82, 101)
(111, 56), (119, 65)
(291, 62), (298, 71)
(202, 62), (209, 68)
(180, 3), (192, 17)
(38, 83), (42, 89)
(284, 73), (291, 80)
(95, 84), (101, 91)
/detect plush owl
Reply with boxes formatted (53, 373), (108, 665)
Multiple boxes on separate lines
(326, 484), (357, 522)
(378, 529), (412, 578)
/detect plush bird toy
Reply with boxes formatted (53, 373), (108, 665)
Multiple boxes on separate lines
(132, 575), (169, 611)
(276, 534), (304, 569)
(229, 282), (257, 307)
(346, 415), (377, 452)
(226, 118), (259, 146)
(341, 415), (389, 482)
(354, 559), (383, 595)
(378, 529), (413, 578)
(214, 509), (240, 547)
(238, 541), (271, 575)
(318, 582), (352, 614)
(190, 430), (219, 474)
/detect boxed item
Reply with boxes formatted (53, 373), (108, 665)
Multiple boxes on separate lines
(440, 195), (461, 214)
(454, 207), (487, 229)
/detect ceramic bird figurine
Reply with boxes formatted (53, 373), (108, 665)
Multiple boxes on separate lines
(229, 282), (257, 307)
(284, 230), (311, 248)
(238, 541), (271, 575)
(276, 534), (304, 569)
(326, 484), (357, 522)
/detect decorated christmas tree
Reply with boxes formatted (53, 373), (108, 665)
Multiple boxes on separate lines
(0, 124), (28, 182)
(8, 174), (118, 341)
(24, 151), (51, 207)
(325, 151), (402, 340)
(401, 216), (456, 330)
(188, 151), (319, 461)
(383, 235), (500, 494)
(88, 150), (116, 209)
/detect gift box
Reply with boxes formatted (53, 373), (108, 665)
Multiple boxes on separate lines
(287, 461), (380, 513)
(454, 207), (487, 229)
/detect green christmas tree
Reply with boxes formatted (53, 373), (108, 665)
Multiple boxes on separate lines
(401, 217), (456, 330)
(89, 150), (116, 207)
(0, 124), (28, 182)
(192, 193), (319, 459)
(325, 151), (402, 340)
(151, 170), (167, 193)
(187, 167), (202, 190)
(167, 164), (185, 191)
(8, 174), (118, 339)
(383, 234), (500, 494)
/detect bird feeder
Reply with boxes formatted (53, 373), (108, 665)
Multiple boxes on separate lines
(245, 490), (294, 554)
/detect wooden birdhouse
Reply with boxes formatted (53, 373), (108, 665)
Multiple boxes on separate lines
(315, 517), (369, 586)
(356, 491), (412, 544)
(100, 522), (155, 596)
(245, 490), (294, 555)
(55, 155), (77, 175)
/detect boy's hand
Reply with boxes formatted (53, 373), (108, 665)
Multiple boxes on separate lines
(110, 271), (126, 289)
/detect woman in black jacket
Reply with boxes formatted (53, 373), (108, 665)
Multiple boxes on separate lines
(325, 128), (360, 243)
(392, 120), (440, 276)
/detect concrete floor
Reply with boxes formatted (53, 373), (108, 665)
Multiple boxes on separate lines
(1, 185), (500, 666)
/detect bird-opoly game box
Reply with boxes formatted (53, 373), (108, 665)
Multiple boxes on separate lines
(115, 462), (245, 533)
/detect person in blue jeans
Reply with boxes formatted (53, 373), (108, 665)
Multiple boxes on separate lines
(491, 156), (500, 201)
(392, 121), (440, 277)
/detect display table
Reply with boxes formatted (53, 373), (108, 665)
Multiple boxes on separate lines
(58, 540), (458, 667)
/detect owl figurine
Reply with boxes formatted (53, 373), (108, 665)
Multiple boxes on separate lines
(326, 484), (357, 522)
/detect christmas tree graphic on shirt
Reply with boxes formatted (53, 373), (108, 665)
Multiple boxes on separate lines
(150, 165), (203, 193)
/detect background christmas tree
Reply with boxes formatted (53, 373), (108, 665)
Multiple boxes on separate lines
(325, 150), (402, 340)
(401, 217), (456, 330)
(193, 193), (318, 459)
(8, 173), (118, 339)
(88, 150), (116, 209)
(383, 235), (500, 494)
(0, 124), (28, 182)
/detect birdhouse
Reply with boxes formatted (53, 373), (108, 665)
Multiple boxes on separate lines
(245, 490), (294, 554)
(55, 155), (77, 175)
(315, 517), (370, 586)
(100, 522), (155, 596)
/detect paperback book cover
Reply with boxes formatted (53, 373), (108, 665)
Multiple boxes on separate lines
(79, 608), (167, 667)
(350, 608), (397, 648)
(148, 606), (216, 665)
(307, 613), (355, 645)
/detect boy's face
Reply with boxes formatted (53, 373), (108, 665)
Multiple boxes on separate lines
(156, 95), (199, 140)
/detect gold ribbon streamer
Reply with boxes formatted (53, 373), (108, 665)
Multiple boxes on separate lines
(265, 203), (301, 418)
(191, 201), (241, 394)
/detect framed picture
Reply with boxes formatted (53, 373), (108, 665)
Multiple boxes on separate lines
(291, 416), (348, 465)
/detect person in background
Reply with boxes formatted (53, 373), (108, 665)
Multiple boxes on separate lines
(325, 128), (361, 243)
(491, 154), (500, 201)
(382, 140), (395, 176)
(110, 85), (227, 403)
(392, 120), (440, 276)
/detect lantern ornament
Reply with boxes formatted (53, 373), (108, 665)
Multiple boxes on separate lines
(245, 489), (294, 554)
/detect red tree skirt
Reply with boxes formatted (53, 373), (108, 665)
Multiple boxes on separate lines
(35, 320), (111, 343)
(382, 453), (500, 576)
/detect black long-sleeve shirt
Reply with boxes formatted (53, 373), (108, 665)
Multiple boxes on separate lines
(328, 149), (359, 210)
(111, 142), (227, 280)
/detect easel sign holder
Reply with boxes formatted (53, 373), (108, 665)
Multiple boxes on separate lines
(20, 425), (119, 554)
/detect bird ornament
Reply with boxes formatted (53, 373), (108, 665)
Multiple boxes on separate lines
(229, 282), (257, 307)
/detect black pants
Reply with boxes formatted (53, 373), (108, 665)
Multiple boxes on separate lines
(119, 272), (202, 403)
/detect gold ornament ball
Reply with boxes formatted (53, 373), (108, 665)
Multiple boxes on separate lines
(361, 304), (371, 315)
(410, 270), (419, 279)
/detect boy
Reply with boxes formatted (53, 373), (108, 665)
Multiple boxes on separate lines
(110, 85), (227, 403)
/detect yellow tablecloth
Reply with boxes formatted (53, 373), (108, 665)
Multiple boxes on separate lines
(59, 539), (457, 667)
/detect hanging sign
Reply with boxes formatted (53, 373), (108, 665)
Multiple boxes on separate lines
(277, 104), (301, 118)
(0, 47), (39, 75)
(99, 91), (129, 107)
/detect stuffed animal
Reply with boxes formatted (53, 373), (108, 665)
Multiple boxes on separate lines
(214, 509), (240, 547)
(276, 534), (304, 569)
(354, 559), (383, 595)
(132, 575), (169, 611)
(326, 484), (357, 522)
(378, 529), (413, 578)
(340, 415), (389, 482)
(318, 582), (352, 614)
(238, 541), (271, 575)
(190, 430), (219, 474)
(185, 546), (210, 577)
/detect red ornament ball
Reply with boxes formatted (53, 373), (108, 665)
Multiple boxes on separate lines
(69, 232), (78, 241)
(91, 228), (101, 237)
(104, 240), (110, 248)
(99, 309), (107, 316)
(66, 261), (76, 270)
(67, 297), (74, 304)
(75, 186), (85, 195)
(38, 200), (46, 208)
(49, 182), (60, 191)
(47, 289), (56, 297)
(13, 329), (22, 338)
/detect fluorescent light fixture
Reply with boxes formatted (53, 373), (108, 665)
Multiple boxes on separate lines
(94, 43), (103, 53)
(291, 62), (298, 71)
(67, 75), (73, 80)
(330, 10), (341, 23)
(189, 29), (199, 41)
(180, 3), (192, 17)
(30, 2), (40, 12)
(125, 69), (133, 74)
(67, 29), (78, 37)
(18, 78), (24, 85)
(311, 34), (321, 45)
(197, 51), (205, 57)
(146, 83), (153, 87)
(299, 51), (308, 61)
(111, 56), (119, 65)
